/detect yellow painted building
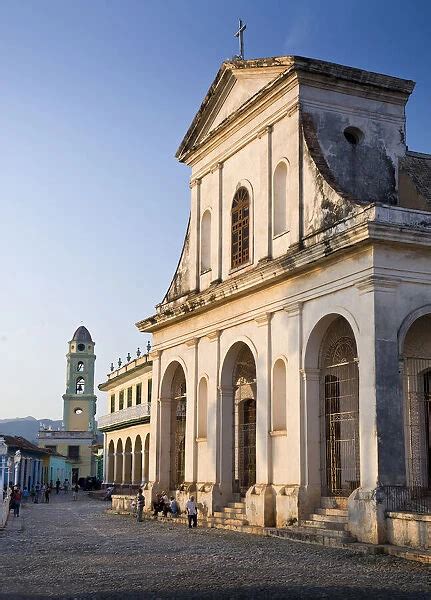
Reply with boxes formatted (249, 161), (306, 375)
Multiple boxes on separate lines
(98, 353), (152, 490)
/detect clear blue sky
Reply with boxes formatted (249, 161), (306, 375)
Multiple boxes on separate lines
(1, 0), (430, 420)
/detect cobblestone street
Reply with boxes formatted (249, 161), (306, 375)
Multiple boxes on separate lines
(0, 495), (429, 599)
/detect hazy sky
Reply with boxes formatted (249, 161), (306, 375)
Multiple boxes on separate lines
(1, 0), (430, 420)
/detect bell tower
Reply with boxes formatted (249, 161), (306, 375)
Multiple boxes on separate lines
(63, 326), (97, 432)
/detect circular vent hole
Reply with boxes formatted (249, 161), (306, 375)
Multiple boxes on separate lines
(344, 126), (363, 145)
(74, 408), (83, 415)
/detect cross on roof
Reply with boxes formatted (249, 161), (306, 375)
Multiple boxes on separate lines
(234, 19), (246, 60)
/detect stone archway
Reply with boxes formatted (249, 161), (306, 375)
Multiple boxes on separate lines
(134, 436), (142, 485)
(114, 439), (123, 484)
(220, 341), (257, 497)
(159, 361), (187, 491)
(401, 313), (431, 490)
(143, 433), (150, 483)
(107, 440), (115, 484)
(124, 438), (132, 484)
(304, 314), (360, 499)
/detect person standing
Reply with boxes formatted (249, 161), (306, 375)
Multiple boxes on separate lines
(64, 479), (69, 494)
(186, 495), (198, 529)
(13, 486), (22, 518)
(45, 485), (51, 504)
(41, 484), (47, 503)
(72, 483), (79, 501)
(136, 488), (145, 522)
(55, 479), (61, 495)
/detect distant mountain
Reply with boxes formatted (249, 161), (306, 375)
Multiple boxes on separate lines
(0, 416), (63, 443)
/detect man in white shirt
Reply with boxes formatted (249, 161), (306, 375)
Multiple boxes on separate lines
(185, 495), (197, 528)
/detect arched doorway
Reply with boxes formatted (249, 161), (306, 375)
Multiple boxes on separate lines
(221, 342), (257, 497)
(108, 440), (115, 483)
(320, 317), (359, 497)
(170, 364), (187, 489)
(134, 436), (142, 485)
(402, 313), (431, 489)
(115, 439), (123, 484)
(143, 433), (150, 483)
(124, 438), (132, 484)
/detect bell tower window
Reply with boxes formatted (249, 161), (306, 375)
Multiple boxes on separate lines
(231, 187), (250, 269)
(76, 377), (85, 395)
(77, 361), (84, 372)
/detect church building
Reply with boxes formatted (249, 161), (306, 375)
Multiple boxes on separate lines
(39, 326), (98, 482)
(129, 54), (431, 547)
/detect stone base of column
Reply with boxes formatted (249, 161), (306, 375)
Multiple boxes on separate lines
(273, 485), (300, 528)
(347, 487), (387, 544)
(245, 484), (275, 527)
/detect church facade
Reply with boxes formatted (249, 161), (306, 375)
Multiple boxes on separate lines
(135, 56), (431, 545)
(39, 326), (98, 482)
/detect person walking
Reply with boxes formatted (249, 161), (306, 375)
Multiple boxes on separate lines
(72, 483), (79, 501)
(41, 484), (47, 503)
(170, 496), (179, 517)
(64, 479), (69, 494)
(55, 479), (61, 495)
(22, 487), (29, 503)
(186, 495), (198, 529)
(136, 488), (145, 522)
(13, 486), (22, 518)
(45, 485), (51, 504)
(34, 482), (40, 504)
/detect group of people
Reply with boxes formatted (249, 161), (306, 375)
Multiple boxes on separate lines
(132, 489), (198, 528)
(5, 479), (81, 516)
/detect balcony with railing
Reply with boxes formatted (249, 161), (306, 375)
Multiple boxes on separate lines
(98, 403), (151, 430)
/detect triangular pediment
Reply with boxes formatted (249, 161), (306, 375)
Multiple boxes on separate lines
(176, 58), (293, 161)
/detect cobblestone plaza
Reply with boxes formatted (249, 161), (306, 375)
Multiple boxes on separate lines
(0, 495), (429, 599)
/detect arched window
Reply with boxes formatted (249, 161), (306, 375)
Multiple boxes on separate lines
(200, 210), (212, 273)
(76, 377), (85, 395)
(272, 359), (287, 431)
(197, 377), (208, 438)
(231, 187), (250, 268)
(273, 162), (288, 236)
(77, 361), (84, 372)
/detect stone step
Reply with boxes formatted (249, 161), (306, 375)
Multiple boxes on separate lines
(270, 526), (355, 543)
(209, 516), (249, 527)
(320, 496), (348, 510)
(309, 513), (348, 523)
(214, 511), (246, 521)
(316, 508), (348, 518)
(221, 506), (246, 515)
(301, 519), (347, 531)
(227, 502), (246, 509)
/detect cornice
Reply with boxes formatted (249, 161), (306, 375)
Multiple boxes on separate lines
(355, 275), (399, 294)
(207, 330), (220, 342)
(136, 205), (431, 335)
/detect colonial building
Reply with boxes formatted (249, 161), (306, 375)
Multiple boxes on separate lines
(39, 326), (98, 482)
(134, 55), (431, 547)
(0, 435), (71, 490)
(98, 352), (152, 490)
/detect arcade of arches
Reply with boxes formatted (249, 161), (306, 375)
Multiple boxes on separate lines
(105, 431), (150, 487)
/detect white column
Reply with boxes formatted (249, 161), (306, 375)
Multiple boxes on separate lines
(206, 330), (220, 484)
(184, 337), (198, 483)
(14, 461), (20, 485)
(255, 313), (272, 484)
(102, 433), (107, 484)
(218, 387), (233, 494)
(285, 302), (303, 485)
(20, 458), (26, 489)
(0, 456), (5, 493)
(190, 178), (200, 292)
(148, 350), (161, 484)
(213, 163), (223, 283)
